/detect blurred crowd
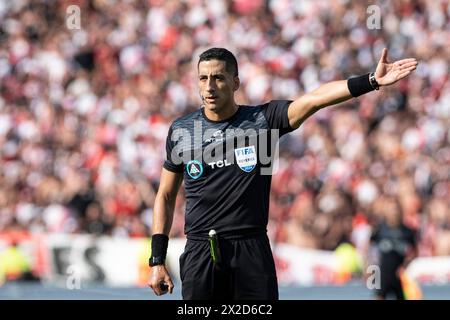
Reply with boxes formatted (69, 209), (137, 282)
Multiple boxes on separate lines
(0, 0), (449, 260)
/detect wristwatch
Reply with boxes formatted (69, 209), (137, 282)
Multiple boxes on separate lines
(369, 72), (380, 90)
(149, 256), (165, 267)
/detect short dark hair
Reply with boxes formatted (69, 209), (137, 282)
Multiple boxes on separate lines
(198, 47), (238, 77)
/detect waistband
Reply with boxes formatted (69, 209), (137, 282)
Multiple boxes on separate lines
(186, 228), (267, 241)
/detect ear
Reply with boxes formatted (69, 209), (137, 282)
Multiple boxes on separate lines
(233, 77), (240, 91)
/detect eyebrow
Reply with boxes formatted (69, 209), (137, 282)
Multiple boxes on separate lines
(198, 73), (226, 77)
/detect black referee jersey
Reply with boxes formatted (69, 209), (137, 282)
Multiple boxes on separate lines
(163, 100), (293, 238)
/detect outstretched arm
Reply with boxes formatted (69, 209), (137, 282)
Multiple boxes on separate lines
(288, 48), (418, 129)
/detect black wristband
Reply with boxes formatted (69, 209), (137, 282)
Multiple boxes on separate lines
(347, 73), (375, 97)
(149, 234), (169, 266)
(369, 72), (380, 90)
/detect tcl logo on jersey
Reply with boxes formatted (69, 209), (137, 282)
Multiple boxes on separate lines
(234, 146), (257, 172)
(208, 159), (232, 169)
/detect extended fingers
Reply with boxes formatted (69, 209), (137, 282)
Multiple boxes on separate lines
(395, 64), (417, 75)
(395, 58), (418, 67)
(380, 48), (388, 63)
(400, 61), (418, 69)
(397, 68), (415, 79)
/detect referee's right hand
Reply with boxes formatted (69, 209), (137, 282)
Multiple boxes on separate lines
(148, 265), (174, 296)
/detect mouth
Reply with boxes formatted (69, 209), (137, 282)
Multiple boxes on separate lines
(205, 96), (218, 103)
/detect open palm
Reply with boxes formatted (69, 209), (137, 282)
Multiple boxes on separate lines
(375, 48), (418, 86)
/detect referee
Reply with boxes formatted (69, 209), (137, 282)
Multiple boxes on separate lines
(148, 47), (417, 299)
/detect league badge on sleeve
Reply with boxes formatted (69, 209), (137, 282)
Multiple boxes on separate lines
(234, 146), (257, 172)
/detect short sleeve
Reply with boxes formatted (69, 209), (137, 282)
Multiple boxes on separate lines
(261, 100), (294, 137)
(163, 125), (184, 173)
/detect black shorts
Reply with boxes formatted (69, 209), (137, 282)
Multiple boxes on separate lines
(375, 271), (405, 300)
(179, 232), (278, 300)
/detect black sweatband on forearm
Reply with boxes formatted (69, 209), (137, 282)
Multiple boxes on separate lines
(150, 234), (169, 261)
(347, 73), (375, 97)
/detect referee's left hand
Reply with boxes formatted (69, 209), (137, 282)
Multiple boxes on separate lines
(375, 48), (418, 86)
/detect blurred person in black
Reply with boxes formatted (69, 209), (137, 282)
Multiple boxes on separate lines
(370, 196), (418, 300)
(148, 47), (418, 300)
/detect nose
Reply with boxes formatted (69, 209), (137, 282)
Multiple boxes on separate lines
(205, 77), (216, 92)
